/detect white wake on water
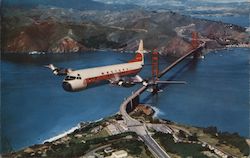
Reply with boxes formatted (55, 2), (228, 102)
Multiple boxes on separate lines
(151, 106), (164, 118)
(43, 125), (80, 143)
(42, 118), (104, 143)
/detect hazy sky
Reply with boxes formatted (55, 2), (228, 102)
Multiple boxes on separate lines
(93, 0), (249, 4)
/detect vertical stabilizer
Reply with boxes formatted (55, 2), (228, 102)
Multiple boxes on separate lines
(137, 40), (144, 53)
(129, 39), (144, 65)
(136, 40), (144, 65)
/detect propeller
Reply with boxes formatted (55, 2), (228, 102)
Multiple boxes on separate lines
(44, 64), (72, 76)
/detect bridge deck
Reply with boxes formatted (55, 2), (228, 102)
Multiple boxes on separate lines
(158, 44), (204, 78)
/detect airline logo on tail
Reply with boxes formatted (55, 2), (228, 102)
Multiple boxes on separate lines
(129, 40), (144, 65)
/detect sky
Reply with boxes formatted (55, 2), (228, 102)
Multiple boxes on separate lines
(93, 0), (250, 4)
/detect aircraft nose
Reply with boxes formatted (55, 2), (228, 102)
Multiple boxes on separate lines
(62, 82), (72, 92)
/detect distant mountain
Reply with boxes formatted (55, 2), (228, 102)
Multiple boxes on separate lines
(93, 0), (249, 7)
(2, 0), (138, 10)
(1, 6), (249, 55)
(93, 0), (250, 16)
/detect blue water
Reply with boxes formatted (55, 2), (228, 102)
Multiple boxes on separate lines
(1, 48), (249, 152)
(190, 14), (249, 28)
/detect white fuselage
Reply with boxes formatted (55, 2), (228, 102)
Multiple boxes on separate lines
(62, 40), (145, 92)
(62, 60), (143, 91)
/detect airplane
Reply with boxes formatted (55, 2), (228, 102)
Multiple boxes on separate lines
(46, 40), (147, 92)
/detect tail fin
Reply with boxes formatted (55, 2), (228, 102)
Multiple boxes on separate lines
(129, 40), (144, 65)
(137, 39), (144, 53)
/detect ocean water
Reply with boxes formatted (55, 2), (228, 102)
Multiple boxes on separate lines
(1, 48), (249, 153)
(190, 14), (249, 28)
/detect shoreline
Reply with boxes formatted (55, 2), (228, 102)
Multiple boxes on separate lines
(3, 108), (249, 157)
(42, 117), (104, 144)
(42, 126), (80, 143)
(1, 44), (249, 56)
(40, 104), (249, 149)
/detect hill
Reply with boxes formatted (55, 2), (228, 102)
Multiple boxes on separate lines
(1, 5), (249, 56)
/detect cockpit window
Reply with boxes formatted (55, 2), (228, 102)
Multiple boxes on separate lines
(65, 76), (76, 81)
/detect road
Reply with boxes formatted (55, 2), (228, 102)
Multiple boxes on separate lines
(119, 86), (147, 127)
(83, 144), (111, 157)
(175, 24), (213, 42)
(141, 135), (170, 158)
(120, 85), (171, 158)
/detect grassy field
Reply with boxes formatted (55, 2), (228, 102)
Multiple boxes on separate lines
(169, 123), (249, 157)
(110, 138), (154, 157)
(153, 132), (209, 158)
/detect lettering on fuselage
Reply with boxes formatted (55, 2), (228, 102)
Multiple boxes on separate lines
(85, 68), (142, 85)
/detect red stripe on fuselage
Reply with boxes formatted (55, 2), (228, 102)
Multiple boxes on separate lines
(85, 68), (141, 84)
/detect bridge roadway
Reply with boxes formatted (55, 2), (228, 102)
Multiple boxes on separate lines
(120, 43), (205, 158)
(158, 43), (205, 78)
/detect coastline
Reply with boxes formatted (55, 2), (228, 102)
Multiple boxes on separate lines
(3, 93), (249, 158)
(2, 44), (249, 59)
(42, 117), (104, 144)
(151, 106), (164, 118)
(42, 126), (80, 143)
(6, 112), (248, 158)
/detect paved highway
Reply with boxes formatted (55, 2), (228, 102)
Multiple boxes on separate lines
(141, 135), (170, 158)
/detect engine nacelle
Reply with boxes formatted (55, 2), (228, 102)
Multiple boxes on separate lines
(116, 80), (135, 88)
(45, 64), (71, 76)
(62, 80), (87, 92)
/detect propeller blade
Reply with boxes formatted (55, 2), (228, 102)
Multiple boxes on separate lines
(44, 64), (56, 70)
